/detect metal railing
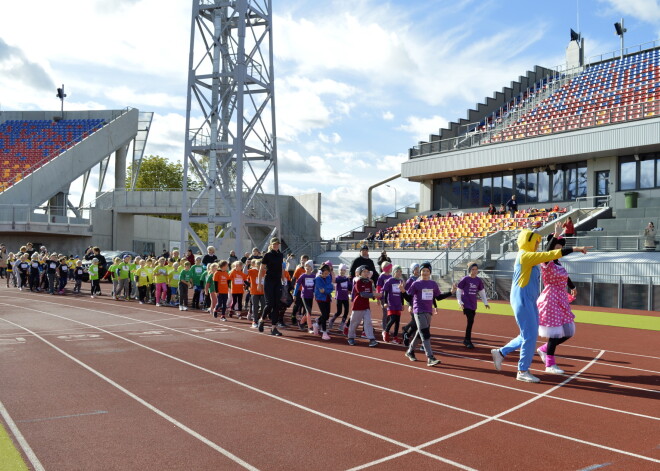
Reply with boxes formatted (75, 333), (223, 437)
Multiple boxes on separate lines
(334, 201), (419, 241)
(483, 269), (660, 311)
(553, 39), (660, 74)
(410, 99), (660, 158)
(0, 204), (92, 225)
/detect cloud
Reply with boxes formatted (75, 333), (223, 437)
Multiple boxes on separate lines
(0, 38), (53, 91)
(398, 115), (449, 142)
(382, 111), (394, 121)
(318, 132), (341, 144)
(599, 0), (660, 22)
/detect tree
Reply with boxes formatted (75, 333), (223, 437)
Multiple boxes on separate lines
(126, 155), (202, 190)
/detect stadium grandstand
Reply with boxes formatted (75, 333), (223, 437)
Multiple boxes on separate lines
(317, 36), (660, 312)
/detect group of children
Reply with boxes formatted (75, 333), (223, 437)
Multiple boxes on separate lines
(4, 231), (583, 380)
(3, 250), (86, 294)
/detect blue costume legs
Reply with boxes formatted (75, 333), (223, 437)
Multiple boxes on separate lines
(500, 297), (539, 371)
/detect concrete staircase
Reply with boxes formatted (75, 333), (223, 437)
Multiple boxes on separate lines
(339, 204), (419, 241)
(586, 198), (659, 237)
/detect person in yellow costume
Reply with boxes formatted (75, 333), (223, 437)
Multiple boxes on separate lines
(491, 222), (590, 383)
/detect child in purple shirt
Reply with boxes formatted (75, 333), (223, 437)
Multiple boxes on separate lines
(376, 262), (393, 331)
(456, 263), (490, 349)
(295, 261), (316, 332)
(402, 263), (420, 346)
(382, 265), (404, 344)
(329, 264), (352, 332)
(401, 262), (455, 367)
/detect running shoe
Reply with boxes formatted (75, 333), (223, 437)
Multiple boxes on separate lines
(463, 339), (475, 349)
(347, 338), (355, 346)
(537, 347), (547, 365)
(516, 371), (540, 383)
(545, 365), (565, 374)
(258, 320), (265, 332)
(390, 337), (401, 345)
(342, 326), (349, 336)
(321, 332), (331, 341)
(427, 357), (441, 367)
(382, 331), (390, 342)
(405, 350), (417, 362)
(368, 339), (378, 347)
(271, 327), (282, 336)
(491, 349), (503, 371)
(312, 323), (319, 335)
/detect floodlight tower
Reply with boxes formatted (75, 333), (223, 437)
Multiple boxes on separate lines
(180, 0), (280, 254)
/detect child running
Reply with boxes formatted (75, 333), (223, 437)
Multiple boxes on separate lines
(456, 263), (490, 349)
(153, 257), (169, 307)
(376, 261), (393, 331)
(328, 263), (351, 332)
(295, 260), (316, 332)
(89, 258), (101, 297)
(381, 264), (404, 344)
(401, 263), (420, 346)
(314, 263), (334, 340)
(536, 234), (578, 374)
(212, 261), (230, 319)
(178, 261), (193, 311)
(135, 259), (151, 304)
(401, 262), (455, 366)
(347, 265), (379, 347)
(228, 261), (245, 318)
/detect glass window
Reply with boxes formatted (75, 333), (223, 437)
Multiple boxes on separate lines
(577, 164), (587, 197)
(526, 172), (538, 202)
(640, 159), (654, 188)
(450, 180), (462, 207)
(619, 160), (636, 190)
(492, 174), (502, 204)
(537, 171), (549, 202)
(469, 178), (481, 207)
(596, 171), (610, 196)
(551, 168), (564, 201)
(565, 167), (577, 200)
(657, 158), (660, 187)
(515, 173), (527, 203)
(503, 173), (513, 203)
(482, 175), (493, 206)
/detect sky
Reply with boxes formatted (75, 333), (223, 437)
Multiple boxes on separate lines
(1, 0), (660, 239)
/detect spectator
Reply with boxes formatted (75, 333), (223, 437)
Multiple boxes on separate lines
(377, 251), (391, 266)
(185, 249), (195, 265)
(25, 242), (35, 258)
(285, 253), (296, 278)
(92, 247), (107, 278)
(202, 246), (217, 267)
(506, 195), (518, 218)
(487, 203), (496, 215)
(644, 222), (656, 251)
(228, 250), (238, 265)
(161, 249), (170, 260)
(349, 245), (378, 284)
(498, 203), (506, 215)
(562, 217), (575, 238)
(241, 252), (250, 265)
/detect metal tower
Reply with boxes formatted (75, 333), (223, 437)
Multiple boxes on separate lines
(181, 0), (280, 254)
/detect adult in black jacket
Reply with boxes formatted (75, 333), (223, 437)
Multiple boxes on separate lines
(349, 245), (378, 284)
(258, 237), (285, 336)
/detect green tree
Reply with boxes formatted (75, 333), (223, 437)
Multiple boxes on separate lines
(126, 155), (202, 190)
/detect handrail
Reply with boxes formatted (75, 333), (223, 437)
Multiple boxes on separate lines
(410, 99), (660, 158)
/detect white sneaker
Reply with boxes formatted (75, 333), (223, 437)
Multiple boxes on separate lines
(516, 371), (541, 383)
(156, 303), (160, 307)
(312, 323), (319, 335)
(322, 332), (331, 341)
(537, 348), (547, 364)
(491, 349), (503, 371)
(545, 365), (565, 374)
(182, 306), (188, 311)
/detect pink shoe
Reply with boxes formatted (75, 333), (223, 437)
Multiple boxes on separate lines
(322, 332), (331, 341)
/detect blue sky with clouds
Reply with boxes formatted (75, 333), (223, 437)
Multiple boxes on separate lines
(1, 0), (660, 238)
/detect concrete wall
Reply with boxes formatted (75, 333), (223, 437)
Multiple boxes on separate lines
(0, 233), (92, 256)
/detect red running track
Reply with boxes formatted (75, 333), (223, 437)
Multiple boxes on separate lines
(0, 288), (658, 470)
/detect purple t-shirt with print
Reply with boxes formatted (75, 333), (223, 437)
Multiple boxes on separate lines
(407, 278), (441, 314)
(457, 276), (484, 311)
(382, 277), (404, 311)
(296, 273), (316, 299)
(335, 275), (352, 301)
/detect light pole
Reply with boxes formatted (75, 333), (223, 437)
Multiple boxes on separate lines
(56, 84), (67, 117)
(385, 184), (397, 215)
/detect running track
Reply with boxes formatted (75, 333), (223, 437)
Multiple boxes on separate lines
(0, 287), (658, 470)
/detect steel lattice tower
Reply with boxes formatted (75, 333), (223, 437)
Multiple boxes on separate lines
(181, 0), (279, 254)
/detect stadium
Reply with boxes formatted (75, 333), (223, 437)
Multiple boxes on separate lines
(0, 1), (658, 470)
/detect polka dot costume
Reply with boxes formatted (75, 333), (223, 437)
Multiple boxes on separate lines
(537, 261), (576, 338)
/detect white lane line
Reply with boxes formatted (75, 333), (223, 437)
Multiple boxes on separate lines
(0, 398), (46, 471)
(23, 298), (660, 421)
(0, 306), (475, 471)
(0, 317), (259, 471)
(17, 410), (108, 423)
(348, 351), (607, 470)
(6, 301), (660, 468)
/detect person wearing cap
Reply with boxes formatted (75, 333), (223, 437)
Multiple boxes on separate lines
(258, 237), (285, 336)
(401, 262), (455, 366)
(349, 245), (378, 285)
(456, 263), (490, 349)
(536, 233), (579, 375)
(328, 263), (352, 332)
(381, 265), (404, 343)
(491, 221), (591, 383)
(347, 265), (380, 347)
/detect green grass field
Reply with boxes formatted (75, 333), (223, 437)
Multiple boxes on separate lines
(0, 421), (28, 471)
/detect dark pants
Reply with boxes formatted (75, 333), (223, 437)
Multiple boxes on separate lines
(385, 313), (401, 337)
(262, 279), (281, 326)
(29, 270), (40, 290)
(192, 286), (202, 309)
(138, 285), (147, 303)
(463, 308), (476, 341)
(178, 283), (189, 307)
(231, 293), (243, 312)
(217, 293), (228, 315)
(331, 299), (350, 322)
(317, 300), (331, 332)
(91, 279), (101, 295)
(547, 336), (570, 355)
